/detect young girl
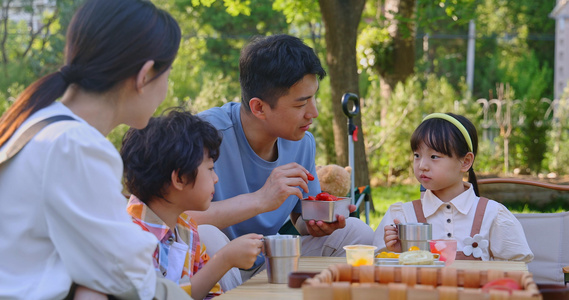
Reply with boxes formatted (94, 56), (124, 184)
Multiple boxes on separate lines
(373, 113), (533, 262)
(121, 109), (263, 300)
(0, 0), (189, 299)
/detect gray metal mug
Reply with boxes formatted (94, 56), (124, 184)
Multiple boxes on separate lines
(397, 223), (432, 251)
(263, 235), (300, 284)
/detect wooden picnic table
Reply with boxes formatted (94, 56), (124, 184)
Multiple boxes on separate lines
(216, 256), (529, 299)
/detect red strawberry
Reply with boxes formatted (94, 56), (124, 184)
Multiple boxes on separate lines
(315, 192), (331, 201)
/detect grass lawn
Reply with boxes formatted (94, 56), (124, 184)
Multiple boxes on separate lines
(360, 184), (568, 230)
(360, 184), (421, 231)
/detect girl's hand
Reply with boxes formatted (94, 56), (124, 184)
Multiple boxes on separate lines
(221, 233), (263, 270)
(384, 218), (402, 252)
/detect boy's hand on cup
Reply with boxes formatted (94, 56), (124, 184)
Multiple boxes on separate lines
(255, 163), (311, 212)
(222, 233), (263, 270)
(384, 218), (402, 253)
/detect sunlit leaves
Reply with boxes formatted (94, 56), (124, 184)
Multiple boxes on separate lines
(190, 0), (216, 7)
(190, 0), (251, 16)
(273, 0), (320, 24)
(223, 0), (251, 16)
(356, 27), (392, 75)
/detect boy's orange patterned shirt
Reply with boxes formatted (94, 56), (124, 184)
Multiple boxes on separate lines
(127, 196), (222, 297)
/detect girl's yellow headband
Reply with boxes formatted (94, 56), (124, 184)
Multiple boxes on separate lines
(422, 113), (473, 152)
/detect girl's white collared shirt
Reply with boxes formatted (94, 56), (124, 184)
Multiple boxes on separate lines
(373, 184), (534, 262)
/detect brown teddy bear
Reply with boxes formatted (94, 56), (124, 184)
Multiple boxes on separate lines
(316, 164), (352, 197)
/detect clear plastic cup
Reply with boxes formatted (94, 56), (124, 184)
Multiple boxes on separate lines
(429, 239), (457, 266)
(343, 245), (377, 266)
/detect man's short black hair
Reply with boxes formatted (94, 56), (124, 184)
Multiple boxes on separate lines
(121, 107), (222, 204)
(239, 34), (326, 110)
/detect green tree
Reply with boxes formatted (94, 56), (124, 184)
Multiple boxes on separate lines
(502, 52), (553, 174)
(318, 0), (369, 189)
(0, 0), (82, 115)
(170, 0), (288, 113)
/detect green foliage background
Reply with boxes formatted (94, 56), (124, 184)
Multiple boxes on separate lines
(0, 0), (565, 181)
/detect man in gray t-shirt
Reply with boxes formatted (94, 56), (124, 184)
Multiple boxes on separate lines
(193, 34), (374, 285)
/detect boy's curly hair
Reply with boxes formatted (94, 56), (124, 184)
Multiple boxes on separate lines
(121, 107), (222, 204)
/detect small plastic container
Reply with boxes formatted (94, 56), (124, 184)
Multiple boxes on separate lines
(343, 245), (377, 266)
(301, 197), (350, 222)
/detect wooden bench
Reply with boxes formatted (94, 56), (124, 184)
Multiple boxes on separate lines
(478, 177), (569, 209)
(479, 177), (569, 191)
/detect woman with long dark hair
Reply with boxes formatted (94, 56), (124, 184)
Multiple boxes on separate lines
(0, 0), (189, 299)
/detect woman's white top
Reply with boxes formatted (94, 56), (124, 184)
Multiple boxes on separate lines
(0, 102), (159, 299)
(372, 184), (534, 262)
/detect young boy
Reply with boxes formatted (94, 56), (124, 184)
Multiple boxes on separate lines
(121, 108), (263, 300)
